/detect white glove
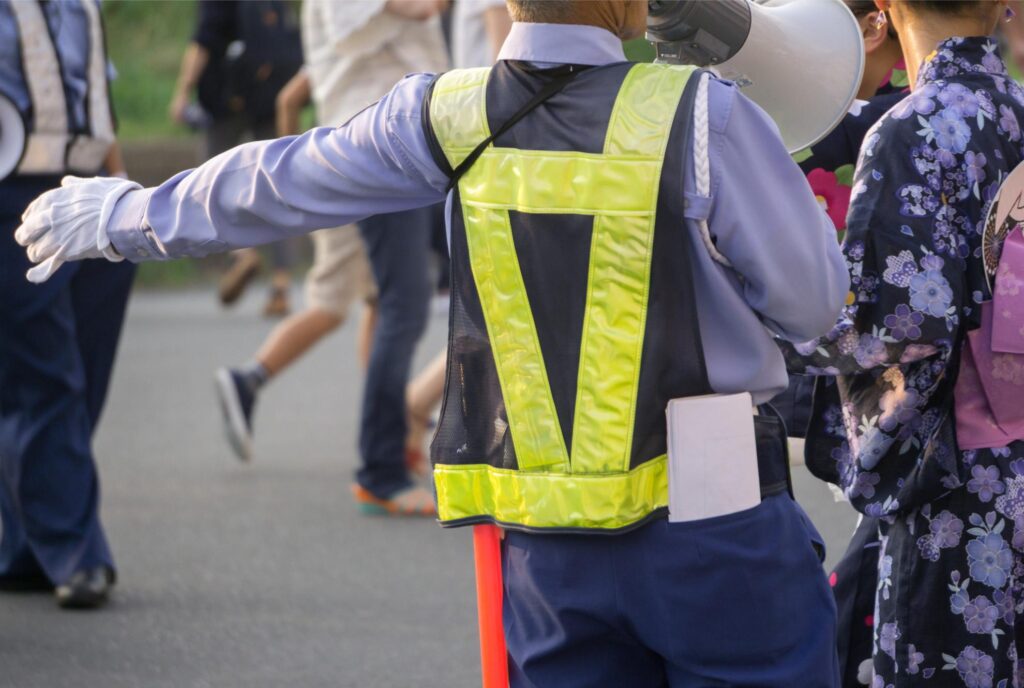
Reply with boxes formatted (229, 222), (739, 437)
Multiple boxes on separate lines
(14, 175), (141, 283)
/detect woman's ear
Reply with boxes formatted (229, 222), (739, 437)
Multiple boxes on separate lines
(861, 11), (888, 55)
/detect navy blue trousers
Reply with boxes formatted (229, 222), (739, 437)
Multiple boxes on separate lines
(0, 176), (135, 585)
(356, 208), (433, 499)
(502, 494), (840, 688)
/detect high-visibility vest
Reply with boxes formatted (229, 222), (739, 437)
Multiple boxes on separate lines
(425, 61), (711, 533)
(7, 0), (115, 176)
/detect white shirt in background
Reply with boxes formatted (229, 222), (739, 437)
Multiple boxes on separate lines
(300, 0), (449, 126)
(451, 0), (508, 68)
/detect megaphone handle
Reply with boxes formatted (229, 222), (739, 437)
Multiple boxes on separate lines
(473, 524), (508, 688)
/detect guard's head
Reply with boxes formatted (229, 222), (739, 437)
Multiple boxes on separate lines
(505, 0), (648, 40)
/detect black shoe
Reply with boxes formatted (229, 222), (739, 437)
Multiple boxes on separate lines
(55, 567), (115, 610)
(215, 367), (256, 461)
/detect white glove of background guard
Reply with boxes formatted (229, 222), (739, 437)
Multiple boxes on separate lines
(14, 175), (141, 283)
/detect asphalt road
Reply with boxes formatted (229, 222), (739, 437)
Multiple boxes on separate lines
(0, 286), (858, 688)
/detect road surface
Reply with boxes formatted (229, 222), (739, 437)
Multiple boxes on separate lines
(0, 287), (857, 688)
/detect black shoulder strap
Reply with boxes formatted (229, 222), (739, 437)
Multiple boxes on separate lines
(444, 65), (585, 192)
(422, 64), (593, 193)
(421, 74), (454, 179)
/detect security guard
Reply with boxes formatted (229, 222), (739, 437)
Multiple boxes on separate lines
(0, 0), (134, 609)
(17, 0), (849, 681)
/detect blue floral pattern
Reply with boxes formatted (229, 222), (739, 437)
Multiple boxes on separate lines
(785, 38), (1024, 686)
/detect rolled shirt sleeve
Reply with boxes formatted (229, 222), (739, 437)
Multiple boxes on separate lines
(106, 73), (449, 260)
(706, 83), (851, 342)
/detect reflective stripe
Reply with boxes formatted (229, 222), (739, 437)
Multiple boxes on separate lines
(459, 150), (661, 215)
(462, 204), (569, 472)
(433, 455), (668, 531)
(571, 65), (693, 473)
(10, 1), (68, 138)
(432, 68), (570, 472)
(431, 68), (491, 166)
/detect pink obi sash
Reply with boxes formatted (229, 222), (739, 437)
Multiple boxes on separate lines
(955, 229), (1024, 449)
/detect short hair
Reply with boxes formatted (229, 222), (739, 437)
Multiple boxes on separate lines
(505, 0), (575, 23)
(844, 0), (880, 17)
(904, 1), (986, 16)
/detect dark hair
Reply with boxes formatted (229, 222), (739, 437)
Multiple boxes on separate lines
(844, 0), (880, 17)
(904, 1), (986, 15)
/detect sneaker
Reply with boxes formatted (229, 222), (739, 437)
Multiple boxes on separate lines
(215, 368), (256, 461)
(351, 484), (436, 517)
(218, 250), (262, 306)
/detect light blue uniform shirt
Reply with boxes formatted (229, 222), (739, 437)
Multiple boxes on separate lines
(108, 22), (849, 403)
(0, 0), (108, 131)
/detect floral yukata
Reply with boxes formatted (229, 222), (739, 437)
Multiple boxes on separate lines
(786, 38), (1024, 687)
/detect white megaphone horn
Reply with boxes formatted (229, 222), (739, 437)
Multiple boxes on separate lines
(647, 0), (865, 153)
(0, 92), (27, 182)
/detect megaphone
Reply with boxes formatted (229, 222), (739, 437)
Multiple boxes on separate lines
(0, 92), (26, 182)
(647, 0), (865, 153)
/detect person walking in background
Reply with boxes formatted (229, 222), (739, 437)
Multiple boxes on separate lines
(169, 0), (302, 317)
(0, 0), (135, 609)
(215, 69), (379, 463)
(451, 0), (512, 69)
(216, 0), (449, 516)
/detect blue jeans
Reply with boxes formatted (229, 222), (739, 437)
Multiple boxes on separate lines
(502, 494), (840, 687)
(0, 176), (136, 585)
(356, 208), (434, 498)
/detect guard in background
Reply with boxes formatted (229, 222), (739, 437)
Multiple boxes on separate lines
(0, 0), (133, 609)
(16, 0), (848, 680)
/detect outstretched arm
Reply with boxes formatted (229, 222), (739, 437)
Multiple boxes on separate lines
(17, 74), (449, 281)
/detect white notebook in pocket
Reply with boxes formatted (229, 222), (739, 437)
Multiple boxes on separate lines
(665, 393), (761, 523)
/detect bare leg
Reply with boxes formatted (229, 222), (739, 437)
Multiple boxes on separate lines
(218, 248), (262, 306)
(405, 349), (448, 471)
(216, 305), (343, 462)
(256, 307), (343, 378)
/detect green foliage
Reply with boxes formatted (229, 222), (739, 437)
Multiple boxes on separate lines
(791, 147), (813, 164)
(134, 256), (206, 288)
(103, 0), (197, 140)
(624, 38), (655, 63)
(889, 68), (909, 89)
(834, 163), (855, 188)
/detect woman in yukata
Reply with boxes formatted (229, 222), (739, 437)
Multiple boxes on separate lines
(784, 1), (1024, 686)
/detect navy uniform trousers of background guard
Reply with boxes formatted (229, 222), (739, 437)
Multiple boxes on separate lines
(0, 175), (135, 587)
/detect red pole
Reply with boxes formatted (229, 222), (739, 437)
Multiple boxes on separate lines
(473, 524), (508, 688)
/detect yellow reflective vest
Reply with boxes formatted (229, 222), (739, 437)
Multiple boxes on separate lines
(426, 61), (709, 532)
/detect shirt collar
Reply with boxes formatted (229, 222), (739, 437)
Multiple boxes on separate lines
(496, 22), (627, 66)
(917, 36), (1008, 87)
